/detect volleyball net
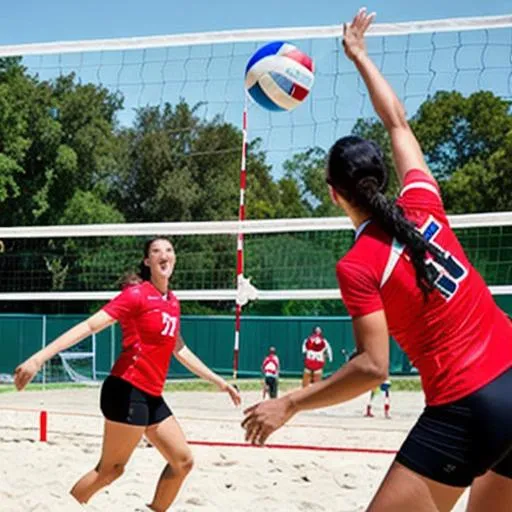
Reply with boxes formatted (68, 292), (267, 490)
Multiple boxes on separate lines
(1, 15), (512, 382)
(1, 213), (511, 300)
(0, 213), (511, 383)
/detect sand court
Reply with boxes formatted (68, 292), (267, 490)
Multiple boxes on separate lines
(0, 388), (470, 511)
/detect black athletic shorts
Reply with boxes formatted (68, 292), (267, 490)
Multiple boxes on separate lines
(396, 366), (512, 487)
(265, 376), (278, 399)
(100, 375), (172, 426)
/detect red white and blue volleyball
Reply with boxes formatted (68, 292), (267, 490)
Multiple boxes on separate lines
(245, 41), (315, 112)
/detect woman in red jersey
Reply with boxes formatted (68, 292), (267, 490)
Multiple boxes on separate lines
(301, 326), (333, 387)
(14, 237), (241, 512)
(243, 9), (512, 511)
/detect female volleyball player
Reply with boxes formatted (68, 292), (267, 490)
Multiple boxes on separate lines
(243, 8), (512, 511)
(14, 237), (241, 512)
(301, 326), (333, 387)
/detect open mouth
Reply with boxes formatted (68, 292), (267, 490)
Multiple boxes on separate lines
(158, 259), (171, 272)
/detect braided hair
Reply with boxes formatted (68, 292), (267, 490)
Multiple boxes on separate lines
(326, 136), (446, 297)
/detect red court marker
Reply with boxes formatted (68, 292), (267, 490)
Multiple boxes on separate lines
(39, 410), (47, 442)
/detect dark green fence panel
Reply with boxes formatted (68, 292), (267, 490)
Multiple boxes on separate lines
(0, 315), (44, 380)
(1, 296), (511, 380)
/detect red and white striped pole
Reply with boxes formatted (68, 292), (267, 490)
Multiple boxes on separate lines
(233, 100), (248, 379)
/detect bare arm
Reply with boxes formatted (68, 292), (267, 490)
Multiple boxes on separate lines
(285, 311), (388, 412)
(344, 8), (431, 185)
(242, 310), (389, 443)
(14, 310), (115, 390)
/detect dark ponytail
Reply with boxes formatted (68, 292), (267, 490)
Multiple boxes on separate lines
(354, 176), (443, 296)
(327, 136), (445, 298)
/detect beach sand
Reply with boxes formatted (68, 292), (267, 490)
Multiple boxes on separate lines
(0, 387), (469, 511)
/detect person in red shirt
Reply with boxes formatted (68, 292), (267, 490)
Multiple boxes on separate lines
(261, 346), (280, 399)
(243, 9), (512, 511)
(14, 237), (241, 512)
(301, 326), (333, 387)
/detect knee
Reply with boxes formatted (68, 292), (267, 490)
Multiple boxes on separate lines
(172, 453), (194, 477)
(97, 462), (126, 484)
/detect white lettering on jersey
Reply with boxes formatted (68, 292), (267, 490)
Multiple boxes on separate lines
(161, 312), (178, 337)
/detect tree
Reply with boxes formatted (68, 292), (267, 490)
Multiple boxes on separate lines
(282, 147), (339, 216)
(0, 58), (123, 227)
(111, 101), (288, 223)
(412, 91), (512, 180)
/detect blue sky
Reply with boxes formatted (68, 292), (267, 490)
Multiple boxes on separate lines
(0, 0), (511, 44)
(1, 1), (512, 177)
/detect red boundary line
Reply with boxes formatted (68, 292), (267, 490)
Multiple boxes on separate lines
(0, 406), (398, 454)
(188, 440), (397, 455)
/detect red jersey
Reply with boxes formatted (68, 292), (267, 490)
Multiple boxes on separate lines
(262, 355), (280, 376)
(302, 335), (333, 371)
(336, 170), (512, 406)
(102, 281), (181, 396)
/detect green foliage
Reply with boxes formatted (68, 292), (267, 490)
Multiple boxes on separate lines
(60, 190), (124, 225)
(1, 56), (511, 315)
(412, 91), (512, 180)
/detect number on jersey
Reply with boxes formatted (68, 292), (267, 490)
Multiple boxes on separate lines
(421, 216), (468, 300)
(161, 312), (178, 336)
(306, 350), (324, 362)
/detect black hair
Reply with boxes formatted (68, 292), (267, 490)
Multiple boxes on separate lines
(119, 271), (143, 289)
(138, 237), (173, 282)
(326, 136), (445, 298)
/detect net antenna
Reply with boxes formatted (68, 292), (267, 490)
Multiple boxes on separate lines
(234, 93), (250, 379)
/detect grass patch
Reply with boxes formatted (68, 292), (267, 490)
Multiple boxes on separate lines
(165, 377), (423, 393)
(388, 378), (422, 392)
(0, 382), (90, 394)
(164, 379), (304, 393)
(0, 378), (423, 394)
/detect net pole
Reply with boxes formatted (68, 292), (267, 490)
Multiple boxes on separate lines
(41, 314), (47, 390)
(40, 314), (47, 442)
(92, 333), (97, 381)
(110, 324), (115, 369)
(233, 96), (248, 380)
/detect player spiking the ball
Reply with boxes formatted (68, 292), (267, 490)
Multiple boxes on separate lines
(243, 8), (512, 511)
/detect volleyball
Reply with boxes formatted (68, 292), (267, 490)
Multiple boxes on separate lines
(245, 41), (314, 112)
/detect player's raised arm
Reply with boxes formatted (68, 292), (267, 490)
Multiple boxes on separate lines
(343, 8), (431, 185)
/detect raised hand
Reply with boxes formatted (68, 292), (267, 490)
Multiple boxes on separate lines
(343, 7), (376, 61)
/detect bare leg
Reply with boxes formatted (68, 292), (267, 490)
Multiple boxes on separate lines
(302, 369), (312, 388)
(311, 370), (323, 384)
(367, 461), (465, 512)
(71, 420), (144, 503)
(146, 417), (194, 512)
(366, 389), (376, 417)
(466, 471), (512, 512)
